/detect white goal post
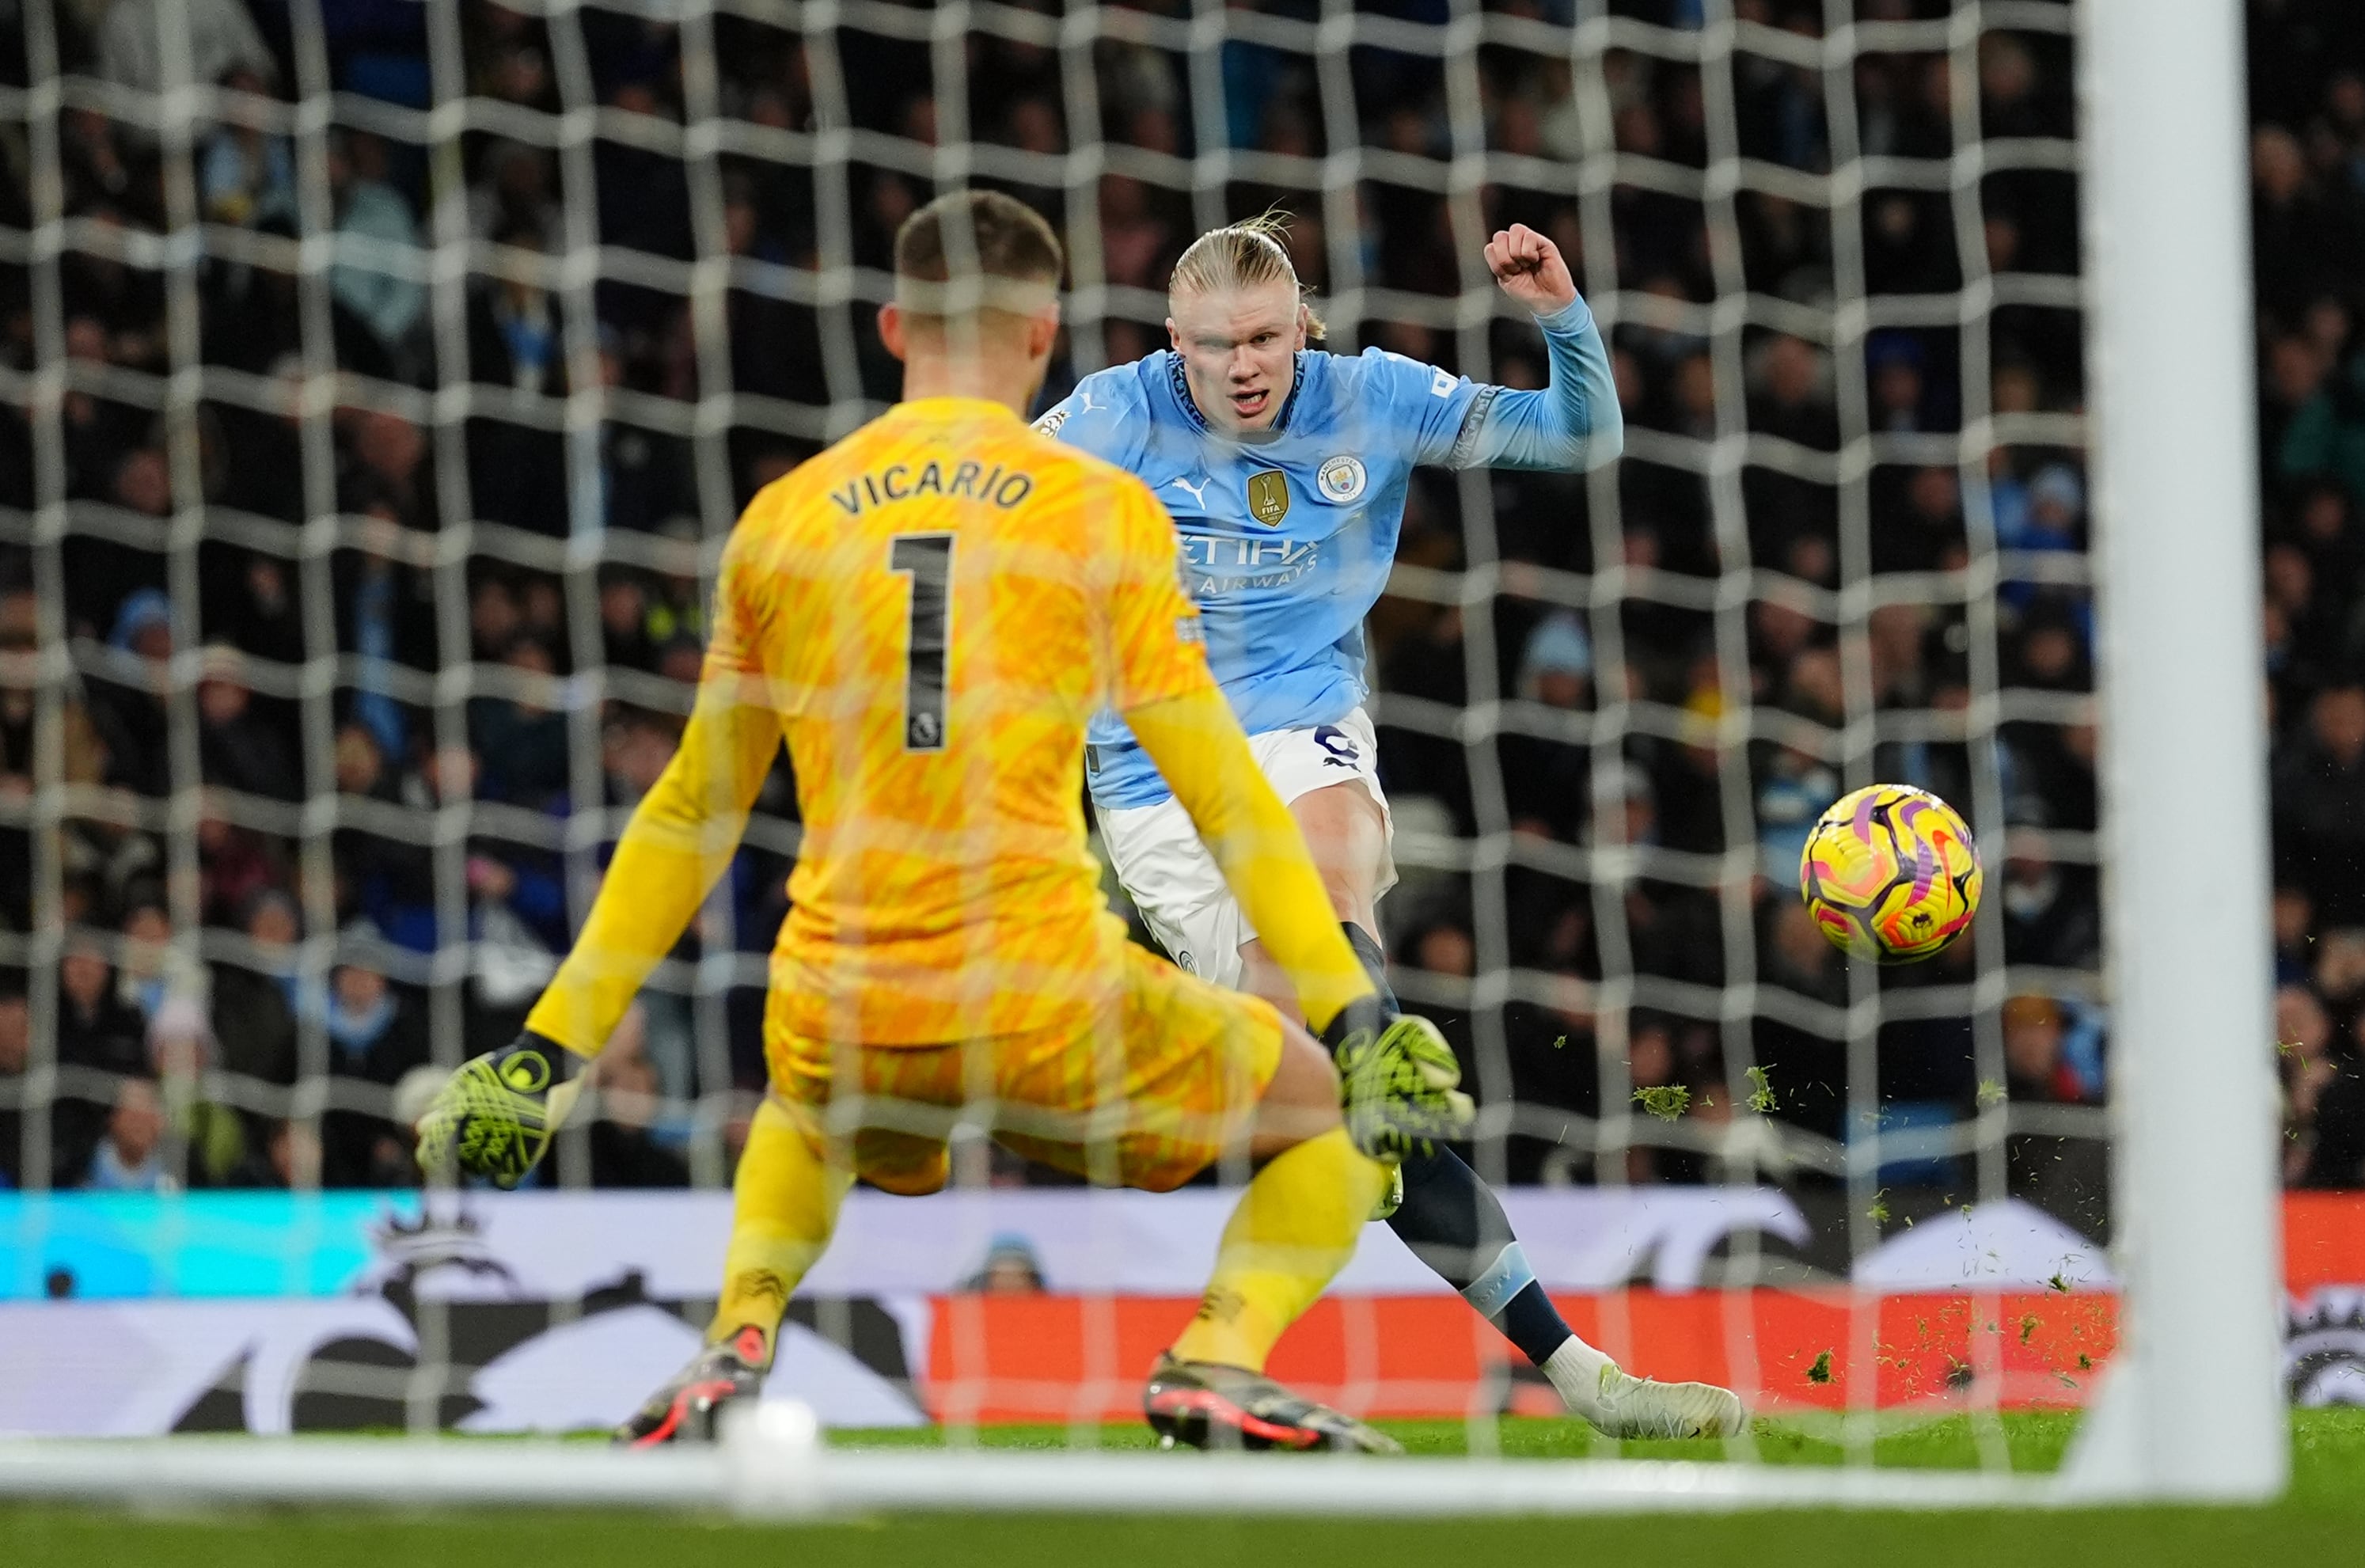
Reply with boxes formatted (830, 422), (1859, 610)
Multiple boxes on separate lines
(2058, 0), (2285, 1503)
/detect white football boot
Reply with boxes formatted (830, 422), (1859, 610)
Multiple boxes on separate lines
(1544, 1340), (1747, 1439)
(1585, 1364), (1748, 1439)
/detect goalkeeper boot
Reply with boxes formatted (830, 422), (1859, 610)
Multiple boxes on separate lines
(1572, 1361), (1747, 1441)
(617, 1325), (771, 1447)
(1325, 1002), (1475, 1162)
(1144, 1353), (1402, 1455)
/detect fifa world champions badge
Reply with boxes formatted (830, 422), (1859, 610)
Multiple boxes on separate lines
(1247, 469), (1291, 526)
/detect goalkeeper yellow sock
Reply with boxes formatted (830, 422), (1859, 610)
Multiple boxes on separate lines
(1169, 1126), (1391, 1372)
(708, 1096), (852, 1365)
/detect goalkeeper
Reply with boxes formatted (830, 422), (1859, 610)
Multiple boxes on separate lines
(1034, 213), (1743, 1440)
(416, 190), (1470, 1453)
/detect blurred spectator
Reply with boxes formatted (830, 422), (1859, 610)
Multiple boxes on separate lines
(2275, 340), (2365, 511)
(1873, 466), (1967, 575)
(85, 587), (175, 799)
(2254, 123), (2362, 320)
(199, 65), (294, 229)
(228, 1118), (323, 1190)
(2003, 996), (2090, 1106)
(958, 1235), (1049, 1295)
(318, 927), (428, 1186)
(339, 415), (438, 535)
(598, 570), (657, 673)
(148, 989), (246, 1187)
(82, 1076), (168, 1192)
(571, 1025), (690, 1189)
(209, 889), (300, 1093)
(1997, 833), (2102, 971)
(1499, 611), (1593, 841)
(469, 221), (565, 396)
(603, 708), (679, 809)
(325, 132), (426, 378)
(2276, 684), (2365, 921)
(196, 644), (301, 803)
(2006, 595), (2093, 692)
(59, 935), (146, 1087)
(469, 636), (572, 806)
(465, 847), (562, 1054)
(468, 139), (562, 247)
(194, 796), (284, 929)
(1756, 745), (1841, 875)
(116, 894), (199, 1026)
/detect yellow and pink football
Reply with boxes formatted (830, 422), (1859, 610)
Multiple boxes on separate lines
(1797, 784), (1983, 964)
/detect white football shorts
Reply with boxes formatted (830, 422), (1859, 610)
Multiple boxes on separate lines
(1097, 706), (1395, 990)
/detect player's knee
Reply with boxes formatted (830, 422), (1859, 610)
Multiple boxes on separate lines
(1316, 867), (1375, 930)
(1235, 940), (1304, 1017)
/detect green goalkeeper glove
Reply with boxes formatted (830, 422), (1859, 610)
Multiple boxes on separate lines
(1323, 1000), (1475, 1161)
(414, 1031), (586, 1188)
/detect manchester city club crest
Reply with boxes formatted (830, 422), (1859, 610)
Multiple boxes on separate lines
(1317, 454), (1367, 504)
(1247, 469), (1290, 526)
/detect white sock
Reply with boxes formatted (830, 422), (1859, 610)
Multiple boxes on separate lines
(1541, 1335), (1617, 1420)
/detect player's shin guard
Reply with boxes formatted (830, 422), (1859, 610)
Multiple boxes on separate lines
(1338, 924), (1585, 1370)
(1389, 1148), (1578, 1369)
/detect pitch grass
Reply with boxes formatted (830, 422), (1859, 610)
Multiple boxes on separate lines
(831, 1407), (2074, 1466)
(9, 1410), (2365, 1567)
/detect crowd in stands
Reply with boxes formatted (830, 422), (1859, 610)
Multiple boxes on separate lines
(0, 0), (2348, 1202)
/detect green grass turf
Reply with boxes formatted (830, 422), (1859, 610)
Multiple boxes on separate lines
(9, 1410), (2365, 1567)
(826, 1408), (2085, 1469)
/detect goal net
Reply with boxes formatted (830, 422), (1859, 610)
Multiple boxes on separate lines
(0, 0), (2280, 1511)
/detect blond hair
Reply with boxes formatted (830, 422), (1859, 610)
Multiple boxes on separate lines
(1168, 210), (1327, 342)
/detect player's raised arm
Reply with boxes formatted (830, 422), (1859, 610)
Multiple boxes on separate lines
(1424, 222), (1623, 474)
(414, 550), (783, 1187)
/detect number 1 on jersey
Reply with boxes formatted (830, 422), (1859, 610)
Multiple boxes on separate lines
(890, 533), (953, 751)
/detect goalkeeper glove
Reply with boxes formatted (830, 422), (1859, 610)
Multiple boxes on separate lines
(1323, 998), (1475, 1161)
(414, 1030), (585, 1188)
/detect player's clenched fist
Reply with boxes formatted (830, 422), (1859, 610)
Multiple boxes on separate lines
(1484, 222), (1578, 317)
(414, 1031), (584, 1187)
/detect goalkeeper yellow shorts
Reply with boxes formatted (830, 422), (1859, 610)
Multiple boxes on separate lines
(765, 943), (1285, 1196)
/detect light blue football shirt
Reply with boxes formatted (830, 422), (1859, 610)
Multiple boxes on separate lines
(1038, 296), (1619, 810)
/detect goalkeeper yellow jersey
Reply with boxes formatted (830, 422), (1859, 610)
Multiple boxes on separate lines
(522, 393), (1373, 1060)
(707, 395), (1213, 1044)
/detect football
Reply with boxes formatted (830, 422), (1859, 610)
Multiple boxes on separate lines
(1798, 784), (1983, 964)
